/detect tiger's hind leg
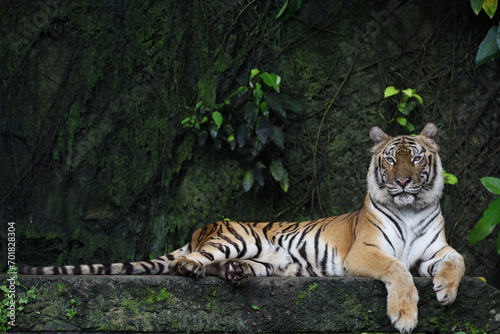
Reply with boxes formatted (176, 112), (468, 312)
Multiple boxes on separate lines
(169, 233), (296, 282)
(204, 245), (298, 285)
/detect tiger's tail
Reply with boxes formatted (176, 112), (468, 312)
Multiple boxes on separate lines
(19, 244), (189, 275)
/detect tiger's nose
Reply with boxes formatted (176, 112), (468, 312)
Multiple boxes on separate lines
(395, 177), (411, 187)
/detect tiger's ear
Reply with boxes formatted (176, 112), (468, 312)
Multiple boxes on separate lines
(420, 122), (438, 140)
(369, 126), (390, 145)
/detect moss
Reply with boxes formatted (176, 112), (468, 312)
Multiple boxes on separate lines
(56, 282), (67, 294)
(294, 282), (319, 305)
(144, 288), (174, 306)
(122, 300), (138, 312)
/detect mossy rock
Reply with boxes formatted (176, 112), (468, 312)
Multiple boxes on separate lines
(8, 276), (499, 333)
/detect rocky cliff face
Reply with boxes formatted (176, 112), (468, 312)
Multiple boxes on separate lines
(9, 276), (500, 333)
(2, 0), (499, 288)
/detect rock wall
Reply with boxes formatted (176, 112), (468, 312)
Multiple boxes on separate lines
(2, 0), (500, 289)
(7, 276), (500, 333)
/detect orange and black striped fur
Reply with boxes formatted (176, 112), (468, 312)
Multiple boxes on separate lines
(21, 123), (465, 334)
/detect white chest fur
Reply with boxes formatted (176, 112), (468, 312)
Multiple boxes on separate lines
(369, 200), (443, 270)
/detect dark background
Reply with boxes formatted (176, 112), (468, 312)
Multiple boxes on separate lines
(1, 0), (499, 288)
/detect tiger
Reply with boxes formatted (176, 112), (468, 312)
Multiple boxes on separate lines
(20, 122), (465, 334)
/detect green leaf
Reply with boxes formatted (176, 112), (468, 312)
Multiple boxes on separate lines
(401, 88), (413, 97)
(270, 160), (285, 182)
(407, 100), (417, 112)
(212, 111), (223, 129)
(252, 138), (263, 157)
(443, 170), (458, 185)
(270, 161), (289, 192)
(276, 0), (290, 20)
(209, 123), (218, 138)
(223, 124), (234, 136)
(469, 196), (500, 244)
(384, 86), (400, 98)
(483, 0), (498, 18)
(412, 93), (423, 104)
(194, 101), (203, 110)
(470, 217), (494, 244)
(260, 72), (281, 92)
(270, 126), (285, 149)
(227, 134), (236, 150)
(481, 177), (500, 195)
(263, 91), (285, 117)
(243, 170), (255, 192)
(471, 0), (485, 14)
(245, 102), (258, 129)
(256, 117), (270, 144)
(396, 117), (407, 126)
(198, 131), (208, 147)
(250, 69), (260, 86)
(475, 26), (500, 67)
(254, 163), (265, 186)
(280, 170), (289, 193)
(406, 122), (415, 132)
(253, 83), (263, 103)
(399, 103), (411, 116)
(260, 101), (270, 117)
(237, 124), (251, 148)
(276, 0), (305, 22)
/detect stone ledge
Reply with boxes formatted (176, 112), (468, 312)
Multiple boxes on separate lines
(5, 275), (500, 333)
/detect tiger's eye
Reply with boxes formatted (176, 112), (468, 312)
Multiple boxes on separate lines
(413, 155), (423, 163)
(385, 157), (395, 164)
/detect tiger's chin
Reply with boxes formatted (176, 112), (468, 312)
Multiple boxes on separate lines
(393, 193), (415, 207)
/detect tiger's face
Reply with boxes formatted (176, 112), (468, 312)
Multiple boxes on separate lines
(367, 123), (444, 208)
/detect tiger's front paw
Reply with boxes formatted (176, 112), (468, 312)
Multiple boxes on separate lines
(169, 257), (205, 278)
(433, 272), (459, 306)
(387, 285), (419, 333)
(225, 259), (251, 285)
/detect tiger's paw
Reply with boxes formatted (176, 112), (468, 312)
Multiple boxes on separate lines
(387, 286), (419, 333)
(169, 258), (205, 278)
(433, 273), (459, 306)
(225, 259), (251, 285)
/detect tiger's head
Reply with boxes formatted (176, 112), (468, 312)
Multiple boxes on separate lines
(367, 122), (444, 209)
